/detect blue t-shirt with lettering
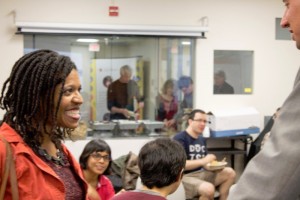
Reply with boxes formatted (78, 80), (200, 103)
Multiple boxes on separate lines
(173, 131), (207, 173)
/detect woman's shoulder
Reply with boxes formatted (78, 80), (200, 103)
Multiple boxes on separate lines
(100, 175), (113, 185)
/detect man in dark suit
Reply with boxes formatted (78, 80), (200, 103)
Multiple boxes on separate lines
(228, 1), (300, 199)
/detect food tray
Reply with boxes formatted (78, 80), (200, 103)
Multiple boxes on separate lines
(112, 120), (141, 130)
(91, 121), (116, 130)
(138, 120), (164, 130)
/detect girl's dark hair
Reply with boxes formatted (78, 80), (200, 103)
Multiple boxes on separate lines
(79, 139), (112, 175)
(0, 49), (77, 148)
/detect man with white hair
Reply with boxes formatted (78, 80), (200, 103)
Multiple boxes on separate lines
(107, 65), (143, 120)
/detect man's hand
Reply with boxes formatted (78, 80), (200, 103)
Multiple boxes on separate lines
(202, 154), (217, 170)
(205, 154), (217, 164)
(121, 109), (130, 118)
(138, 101), (144, 109)
(165, 119), (176, 127)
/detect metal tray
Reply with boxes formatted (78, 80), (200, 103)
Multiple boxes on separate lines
(91, 121), (116, 130)
(112, 120), (141, 130)
(138, 120), (164, 130)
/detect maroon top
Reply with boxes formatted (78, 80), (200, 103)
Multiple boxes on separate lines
(111, 190), (166, 200)
(156, 94), (178, 121)
(44, 153), (85, 200)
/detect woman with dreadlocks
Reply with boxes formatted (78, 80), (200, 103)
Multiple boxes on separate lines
(0, 49), (94, 199)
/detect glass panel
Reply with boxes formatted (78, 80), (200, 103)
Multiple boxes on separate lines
(214, 50), (254, 95)
(275, 18), (291, 40)
(24, 34), (195, 136)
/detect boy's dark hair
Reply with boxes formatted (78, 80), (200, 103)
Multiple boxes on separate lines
(138, 138), (186, 189)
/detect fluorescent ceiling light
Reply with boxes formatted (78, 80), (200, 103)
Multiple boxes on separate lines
(77, 38), (99, 43)
(16, 22), (209, 38)
(182, 41), (191, 45)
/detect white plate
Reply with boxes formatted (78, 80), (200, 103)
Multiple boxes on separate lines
(206, 161), (227, 171)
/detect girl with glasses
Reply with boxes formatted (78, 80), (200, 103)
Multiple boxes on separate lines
(79, 139), (115, 200)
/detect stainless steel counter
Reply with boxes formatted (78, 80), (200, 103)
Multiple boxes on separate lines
(89, 120), (165, 138)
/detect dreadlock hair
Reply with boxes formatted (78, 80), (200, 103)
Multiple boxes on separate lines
(0, 49), (77, 149)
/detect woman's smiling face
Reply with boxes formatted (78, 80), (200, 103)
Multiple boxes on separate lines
(54, 69), (83, 129)
(87, 151), (110, 175)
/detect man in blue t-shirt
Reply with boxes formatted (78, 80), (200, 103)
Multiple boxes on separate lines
(173, 109), (236, 200)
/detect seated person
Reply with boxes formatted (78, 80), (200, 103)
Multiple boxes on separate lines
(111, 138), (187, 200)
(173, 109), (236, 200)
(79, 139), (115, 200)
(214, 70), (234, 94)
(107, 65), (144, 120)
(156, 79), (178, 128)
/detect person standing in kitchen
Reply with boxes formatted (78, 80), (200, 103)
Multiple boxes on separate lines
(165, 76), (194, 130)
(107, 65), (144, 120)
(156, 79), (178, 130)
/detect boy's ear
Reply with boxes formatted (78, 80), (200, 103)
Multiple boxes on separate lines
(176, 168), (184, 181)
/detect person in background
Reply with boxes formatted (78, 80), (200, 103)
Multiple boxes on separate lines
(103, 76), (113, 88)
(0, 49), (89, 199)
(156, 79), (178, 129)
(213, 70), (234, 94)
(165, 76), (194, 129)
(107, 65), (144, 120)
(174, 109), (236, 200)
(102, 76), (113, 121)
(111, 138), (186, 200)
(228, 1), (300, 199)
(79, 139), (115, 200)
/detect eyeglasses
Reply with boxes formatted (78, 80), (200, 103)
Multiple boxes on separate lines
(192, 119), (208, 123)
(90, 153), (110, 162)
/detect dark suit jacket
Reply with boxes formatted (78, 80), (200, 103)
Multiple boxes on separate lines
(228, 68), (300, 199)
(247, 117), (275, 162)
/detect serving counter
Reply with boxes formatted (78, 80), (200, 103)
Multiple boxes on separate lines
(89, 120), (165, 138)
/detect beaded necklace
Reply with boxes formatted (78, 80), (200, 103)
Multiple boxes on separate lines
(36, 146), (67, 166)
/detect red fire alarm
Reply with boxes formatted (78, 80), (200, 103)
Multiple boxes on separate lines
(109, 6), (119, 16)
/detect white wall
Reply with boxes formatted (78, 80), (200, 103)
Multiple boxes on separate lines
(64, 137), (152, 161)
(1, 0), (300, 127)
